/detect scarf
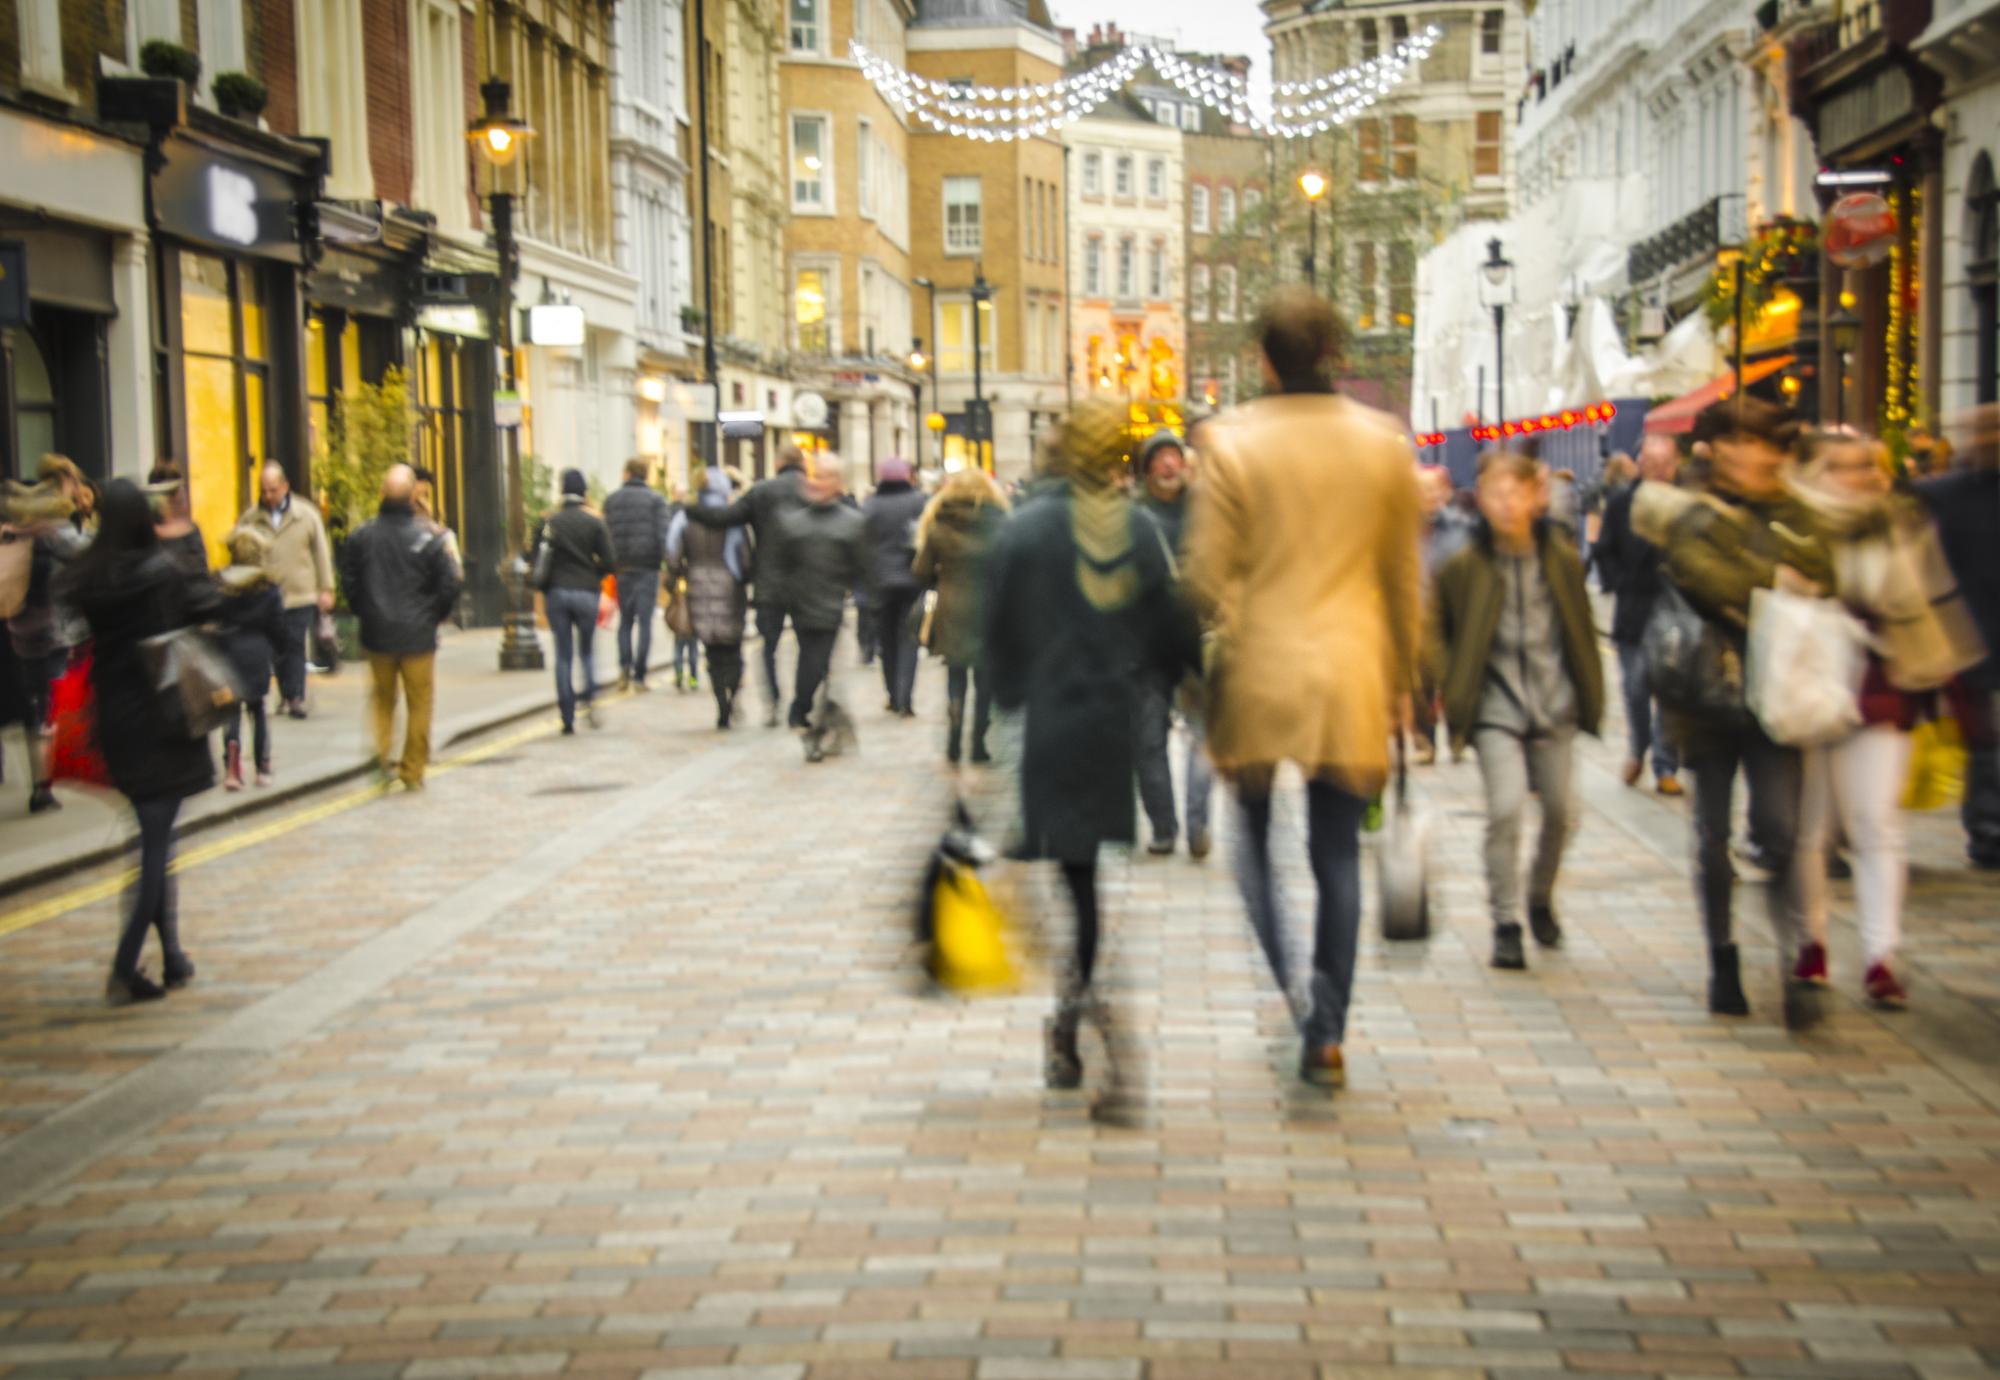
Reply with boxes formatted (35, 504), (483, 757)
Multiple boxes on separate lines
(1063, 398), (1138, 612)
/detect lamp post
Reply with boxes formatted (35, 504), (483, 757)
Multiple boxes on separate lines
(1718, 243), (1747, 419)
(913, 275), (939, 469)
(468, 76), (542, 671)
(1298, 169), (1327, 292)
(907, 341), (927, 466)
(970, 265), (992, 471)
(1480, 237), (1514, 430)
(1828, 292), (1862, 429)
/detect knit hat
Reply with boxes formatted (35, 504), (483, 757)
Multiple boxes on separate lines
(561, 468), (588, 498)
(1136, 429), (1184, 477)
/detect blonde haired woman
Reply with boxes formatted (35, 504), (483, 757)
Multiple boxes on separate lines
(913, 467), (1010, 764)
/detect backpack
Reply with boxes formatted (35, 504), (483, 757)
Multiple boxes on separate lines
(1644, 578), (1745, 723)
(0, 526), (33, 620)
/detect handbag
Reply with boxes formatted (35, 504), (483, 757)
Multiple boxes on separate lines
(1902, 715), (1967, 810)
(140, 626), (240, 739)
(1745, 587), (1867, 746)
(1644, 579), (1746, 723)
(917, 803), (1018, 994)
(311, 608), (341, 674)
(1376, 732), (1432, 941)
(46, 648), (112, 787)
(663, 576), (694, 639)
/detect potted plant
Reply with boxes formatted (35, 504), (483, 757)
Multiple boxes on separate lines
(318, 366), (415, 659)
(211, 71), (268, 121)
(680, 305), (704, 332)
(139, 40), (202, 87)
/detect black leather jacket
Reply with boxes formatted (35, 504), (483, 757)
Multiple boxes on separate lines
(339, 501), (463, 656)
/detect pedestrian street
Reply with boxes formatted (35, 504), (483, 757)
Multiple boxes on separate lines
(2, 645), (1999, 1380)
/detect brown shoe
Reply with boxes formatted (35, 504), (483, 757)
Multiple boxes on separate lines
(1413, 739), (1436, 766)
(1620, 758), (1643, 787)
(1299, 1043), (1346, 1089)
(1656, 774), (1684, 798)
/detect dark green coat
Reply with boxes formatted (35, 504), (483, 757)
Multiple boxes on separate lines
(1426, 521), (1604, 751)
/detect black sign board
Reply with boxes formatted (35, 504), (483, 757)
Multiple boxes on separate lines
(152, 136), (307, 263)
(0, 241), (25, 328)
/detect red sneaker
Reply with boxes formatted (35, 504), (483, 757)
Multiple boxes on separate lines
(1793, 942), (1829, 987)
(1865, 962), (1908, 1010)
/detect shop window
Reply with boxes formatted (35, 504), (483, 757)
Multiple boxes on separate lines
(415, 334), (468, 541)
(179, 251), (271, 568)
(10, 332), (56, 466)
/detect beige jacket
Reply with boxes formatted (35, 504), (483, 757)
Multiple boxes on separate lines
(234, 496), (333, 610)
(1183, 393), (1424, 795)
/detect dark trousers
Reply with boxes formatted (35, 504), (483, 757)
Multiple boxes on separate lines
(705, 642), (743, 717)
(756, 603), (789, 709)
(615, 571), (658, 682)
(876, 587), (921, 712)
(12, 648), (63, 791)
(1063, 858), (1099, 987)
(790, 627), (837, 728)
(857, 602), (879, 665)
(1686, 721), (1806, 957)
(545, 587), (600, 728)
(1616, 639), (1679, 778)
(945, 663), (992, 760)
(1235, 778), (1367, 1046)
(223, 697), (270, 772)
(1134, 676), (1212, 843)
(114, 794), (185, 978)
(1963, 688), (2000, 866)
(277, 605), (314, 703)
(676, 635), (699, 682)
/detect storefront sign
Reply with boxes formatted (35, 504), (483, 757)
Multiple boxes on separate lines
(494, 389), (523, 428)
(0, 241), (27, 328)
(1825, 192), (1898, 268)
(152, 135), (308, 262)
(525, 303), (585, 346)
(1818, 67), (1914, 157)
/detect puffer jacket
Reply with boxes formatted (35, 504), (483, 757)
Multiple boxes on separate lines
(774, 499), (869, 633)
(602, 479), (671, 573)
(861, 481), (928, 597)
(338, 500), (464, 657)
(913, 494), (1006, 668)
(683, 463), (808, 608)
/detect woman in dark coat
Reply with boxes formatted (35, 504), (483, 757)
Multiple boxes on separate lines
(861, 458), (929, 715)
(60, 479), (219, 1003)
(982, 398), (1201, 1110)
(667, 465), (751, 728)
(913, 467), (1009, 763)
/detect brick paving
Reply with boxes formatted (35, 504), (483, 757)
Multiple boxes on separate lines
(1, 636), (1998, 1379)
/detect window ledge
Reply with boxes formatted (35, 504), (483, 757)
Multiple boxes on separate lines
(21, 72), (79, 105)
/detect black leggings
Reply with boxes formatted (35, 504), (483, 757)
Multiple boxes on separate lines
(114, 794), (186, 978)
(1061, 858), (1098, 987)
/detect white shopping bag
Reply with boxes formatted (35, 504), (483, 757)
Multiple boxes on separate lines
(1746, 587), (1869, 746)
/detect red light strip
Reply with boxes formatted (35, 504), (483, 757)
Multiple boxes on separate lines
(1463, 401), (1618, 444)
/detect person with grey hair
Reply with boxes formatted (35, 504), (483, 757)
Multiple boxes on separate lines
(232, 461), (334, 719)
(772, 452), (870, 757)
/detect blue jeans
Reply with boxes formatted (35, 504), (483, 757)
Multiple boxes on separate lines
(546, 587), (600, 728)
(1235, 778), (1366, 1045)
(1134, 677), (1212, 844)
(1616, 639), (1678, 779)
(115, 794), (186, 979)
(615, 572), (657, 683)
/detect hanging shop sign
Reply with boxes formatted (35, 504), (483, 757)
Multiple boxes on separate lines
(151, 137), (308, 262)
(1824, 192), (1898, 269)
(525, 303), (586, 346)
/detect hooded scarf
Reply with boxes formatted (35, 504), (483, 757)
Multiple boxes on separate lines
(1062, 398), (1139, 612)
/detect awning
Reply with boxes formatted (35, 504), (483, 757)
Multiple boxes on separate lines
(1642, 355), (1795, 434)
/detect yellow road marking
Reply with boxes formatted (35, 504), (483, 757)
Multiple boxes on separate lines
(0, 708), (579, 939)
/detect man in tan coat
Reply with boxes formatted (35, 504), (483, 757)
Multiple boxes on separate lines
(1184, 287), (1424, 1091)
(233, 462), (334, 719)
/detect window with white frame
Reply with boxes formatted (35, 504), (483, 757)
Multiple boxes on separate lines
(789, 0), (820, 53)
(791, 114), (829, 210)
(1244, 187), (1263, 228)
(410, 0), (470, 232)
(295, 0), (374, 199)
(794, 260), (835, 355)
(1024, 297), (1041, 374)
(1190, 184), (1209, 233)
(1116, 235), (1136, 299)
(858, 120), (875, 219)
(1146, 157), (1165, 201)
(19, 0), (67, 95)
(859, 261), (879, 353)
(1147, 239), (1165, 300)
(1190, 263), (1210, 321)
(129, 0), (179, 53)
(1114, 154), (1134, 198)
(1217, 264), (1237, 321)
(1082, 152), (1102, 197)
(1218, 186), (1236, 231)
(937, 299), (995, 373)
(1084, 236), (1104, 295)
(943, 176), (981, 253)
(196, 0), (246, 93)
(1045, 304), (1060, 379)
(1179, 103), (1199, 132)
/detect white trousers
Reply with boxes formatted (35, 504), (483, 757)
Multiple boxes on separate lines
(1797, 725), (1913, 966)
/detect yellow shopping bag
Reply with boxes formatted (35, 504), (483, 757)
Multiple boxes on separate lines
(1902, 716), (1968, 811)
(931, 857), (1017, 994)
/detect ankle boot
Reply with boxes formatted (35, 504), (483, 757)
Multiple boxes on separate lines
(1709, 943), (1750, 1016)
(945, 704), (965, 764)
(1045, 987), (1085, 1090)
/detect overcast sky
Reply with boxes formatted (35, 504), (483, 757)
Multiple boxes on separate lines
(1050, 0), (1273, 105)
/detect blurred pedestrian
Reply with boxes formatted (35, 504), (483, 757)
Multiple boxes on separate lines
(4, 455), (93, 814)
(232, 461), (333, 720)
(913, 468), (1009, 764)
(1414, 464), (1471, 764)
(340, 465), (462, 789)
(603, 457), (672, 691)
(1546, 467), (1580, 542)
(668, 465), (751, 728)
(773, 452), (869, 751)
(215, 527), (287, 790)
(146, 463), (209, 575)
(410, 465), (464, 580)
(685, 444), (810, 725)
(984, 397), (1200, 1109)
(665, 484), (700, 692)
(532, 468), (617, 733)
(1184, 287), (1424, 1090)
(1638, 398), (1832, 1026)
(60, 480), (220, 1003)
(1919, 404), (2000, 870)
(862, 457), (927, 716)
(1428, 451), (1603, 971)
(1131, 429), (1212, 857)
(1595, 433), (1684, 795)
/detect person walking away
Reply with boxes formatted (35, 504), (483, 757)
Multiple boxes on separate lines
(1428, 451), (1603, 970)
(862, 458), (928, 716)
(146, 464), (209, 575)
(1595, 434), (1684, 795)
(410, 466), (464, 582)
(983, 397), (1201, 1112)
(1918, 404), (2000, 869)
(1413, 464), (1472, 764)
(772, 452), (869, 753)
(339, 465), (462, 788)
(1131, 429), (1214, 857)
(1792, 427), (1986, 1008)
(533, 468), (617, 733)
(1634, 397), (1833, 1026)
(684, 444), (810, 725)
(215, 528), (288, 789)
(1183, 287), (1424, 1090)
(913, 468), (1010, 764)
(59, 480), (221, 1002)
(232, 462), (333, 720)
(664, 484), (700, 692)
(667, 465), (752, 727)
(4, 455), (94, 814)
(603, 457), (672, 691)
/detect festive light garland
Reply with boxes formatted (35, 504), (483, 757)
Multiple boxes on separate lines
(850, 26), (1439, 143)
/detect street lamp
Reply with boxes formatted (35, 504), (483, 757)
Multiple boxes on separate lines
(907, 340), (927, 467)
(1828, 290), (1862, 429)
(913, 275), (938, 470)
(1298, 169), (1328, 292)
(468, 76), (543, 671)
(1717, 242), (1748, 418)
(1479, 237), (1514, 429)
(970, 266), (992, 471)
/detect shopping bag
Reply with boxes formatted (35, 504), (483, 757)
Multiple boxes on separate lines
(1376, 732), (1432, 941)
(140, 626), (240, 739)
(45, 650), (112, 787)
(311, 609), (340, 674)
(596, 588), (617, 631)
(1902, 716), (1967, 811)
(1745, 587), (1868, 746)
(917, 805), (1017, 994)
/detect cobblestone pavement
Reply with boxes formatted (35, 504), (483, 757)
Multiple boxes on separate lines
(2, 637), (1999, 1380)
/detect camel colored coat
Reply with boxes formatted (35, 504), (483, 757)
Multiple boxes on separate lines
(1183, 393), (1424, 796)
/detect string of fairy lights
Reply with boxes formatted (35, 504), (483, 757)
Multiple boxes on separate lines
(849, 25), (1439, 144)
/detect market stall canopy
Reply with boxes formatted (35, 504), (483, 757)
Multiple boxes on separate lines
(1641, 355), (1794, 434)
